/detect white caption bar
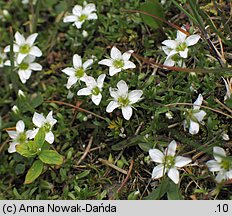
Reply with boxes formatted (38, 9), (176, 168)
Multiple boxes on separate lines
(0, 200), (231, 216)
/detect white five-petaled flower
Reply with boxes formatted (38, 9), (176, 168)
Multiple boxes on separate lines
(30, 111), (57, 144)
(63, 2), (97, 29)
(77, 74), (106, 105)
(106, 80), (143, 120)
(98, 46), (136, 76)
(0, 50), (6, 67)
(5, 55), (42, 84)
(206, 147), (232, 183)
(62, 54), (93, 89)
(4, 32), (42, 64)
(222, 77), (232, 101)
(162, 27), (200, 67)
(149, 140), (192, 184)
(6, 120), (30, 153)
(184, 94), (206, 135)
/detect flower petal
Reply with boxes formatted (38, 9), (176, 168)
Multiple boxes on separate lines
(163, 57), (175, 67)
(109, 67), (121, 76)
(162, 46), (171, 55)
(109, 87), (119, 99)
(98, 59), (113, 67)
(121, 106), (133, 120)
(8, 142), (18, 153)
(67, 76), (78, 89)
(30, 46), (42, 57)
(97, 74), (106, 89)
(87, 13), (98, 20)
(15, 32), (25, 45)
(185, 35), (201, 46)
(83, 3), (96, 14)
(123, 60), (136, 70)
(74, 21), (84, 29)
(175, 156), (191, 168)
(122, 50), (134, 61)
(63, 15), (77, 23)
(26, 33), (38, 46)
(128, 90), (143, 104)
(189, 120), (199, 135)
(213, 147), (226, 162)
(92, 94), (102, 105)
(215, 171), (226, 183)
(110, 46), (122, 59)
(17, 53), (27, 64)
(168, 167), (179, 184)
(165, 140), (177, 156)
(16, 120), (25, 133)
(45, 131), (54, 144)
(206, 160), (221, 172)
(193, 94), (203, 110)
(62, 67), (75, 76)
(72, 5), (82, 16)
(7, 131), (17, 139)
(161, 40), (178, 49)
(194, 110), (206, 123)
(30, 63), (42, 71)
(83, 59), (93, 70)
(106, 101), (120, 113)
(179, 48), (188, 58)
(152, 164), (165, 179)
(73, 54), (82, 68)
(33, 112), (45, 128)
(46, 111), (57, 126)
(117, 80), (128, 94)
(77, 87), (92, 96)
(149, 149), (164, 163)
(176, 28), (187, 42)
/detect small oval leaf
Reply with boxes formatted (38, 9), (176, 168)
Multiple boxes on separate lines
(24, 160), (43, 184)
(39, 150), (63, 165)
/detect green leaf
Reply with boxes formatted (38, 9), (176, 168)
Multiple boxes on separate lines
(144, 178), (170, 200)
(140, 1), (164, 30)
(16, 141), (38, 158)
(39, 150), (63, 165)
(24, 160), (44, 184)
(31, 93), (43, 108)
(34, 128), (45, 148)
(167, 181), (183, 200)
(76, 170), (90, 180)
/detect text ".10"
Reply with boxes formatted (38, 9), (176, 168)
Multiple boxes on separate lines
(216, 204), (229, 213)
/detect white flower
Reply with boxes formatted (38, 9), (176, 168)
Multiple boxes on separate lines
(206, 147), (232, 183)
(12, 105), (19, 114)
(0, 50), (6, 67)
(184, 94), (206, 135)
(82, 30), (88, 38)
(98, 46), (136, 76)
(77, 74), (106, 105)
(149, 140), (191, 184)
(162, 27), (200, 67)
(5, 55), (42, 84)
(222, 77), (232, 101)
(4, 32), (42, 64)
(63, 3), (97, 29)
(18, 89), (25, 97)
(222, 133), (230, 141)
(6, 120), (30, 153)
(106, 80), (143, 120)
(62, 54), (93, 89)
(30, 111), (57, 144)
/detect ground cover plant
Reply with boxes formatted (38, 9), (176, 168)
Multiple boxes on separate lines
(0, 0), (232, 200)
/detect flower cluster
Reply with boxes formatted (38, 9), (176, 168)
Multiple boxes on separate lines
(4, 32), (42, 83)
(7, 111), (56, 153)
(62, 46), (142, 120)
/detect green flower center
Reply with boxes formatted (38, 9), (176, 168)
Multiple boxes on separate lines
(113, 59), (124, 69)
(43, 122), (51, 133)
(75, 67), (85, 78)
(118, 96), (130, 107)
(79, 14), (88, 22)
(17, 132), (27, 144)
(220, 160), (231, 171)
(176, 42), (187, 52)
(19, 62), (29, 70)
(19, 44), (30, 54)
(91, 86), (100, 96)
(164, 155), (175, 169)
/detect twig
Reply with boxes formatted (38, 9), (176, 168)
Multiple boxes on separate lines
(0, 138), (9, 154)
(45, 100), (106, 120)
(215, 98), (232, 115)
(98, 158), (127, 175)
(117, 160), (134, 193)
(76, 136), (93, 166)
